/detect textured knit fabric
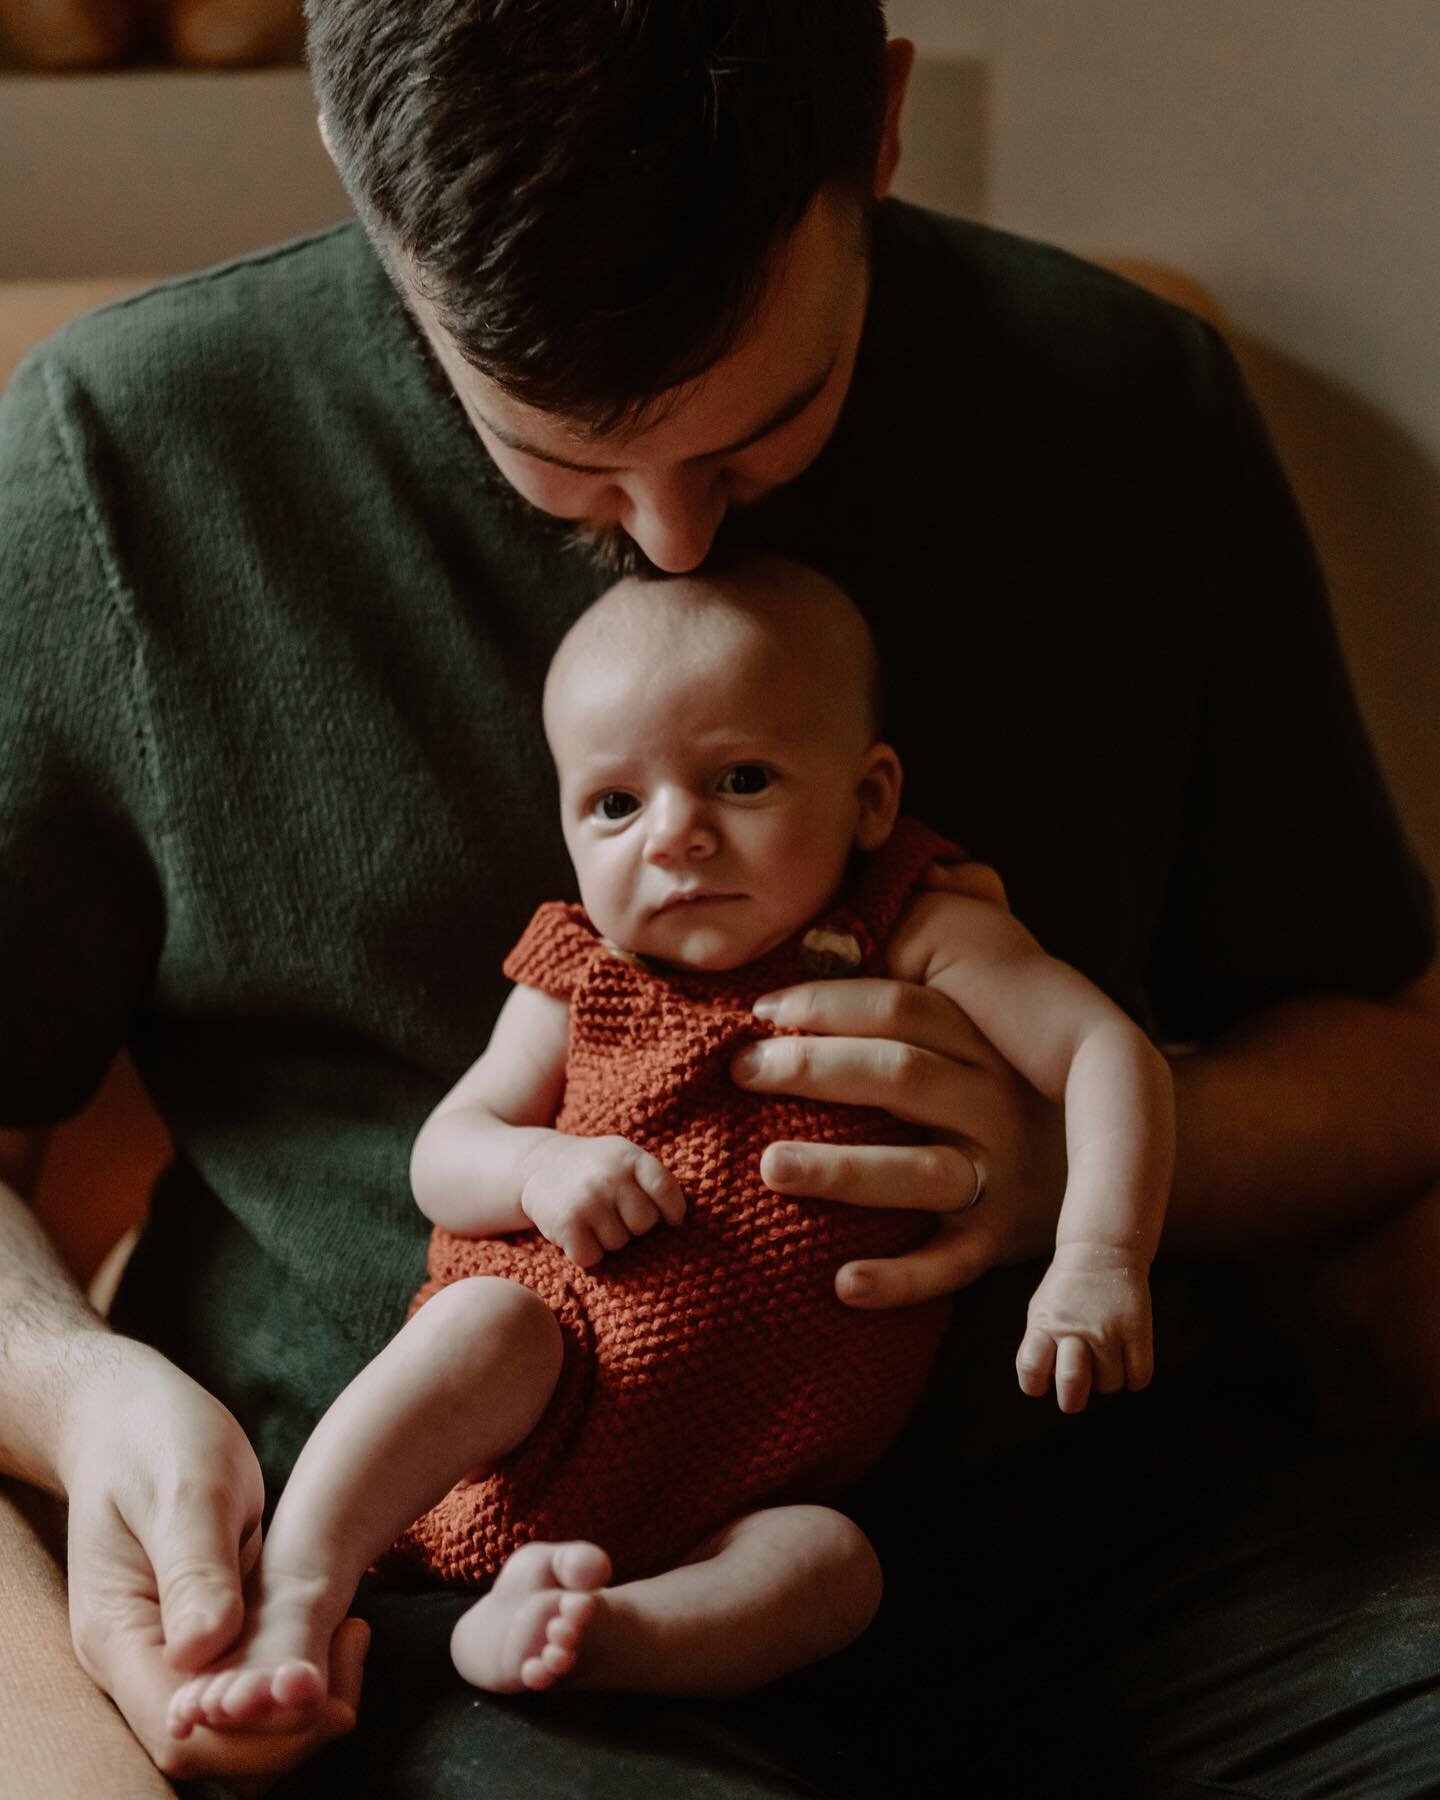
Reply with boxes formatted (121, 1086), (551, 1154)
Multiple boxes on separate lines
(391, 818), (954, 1586)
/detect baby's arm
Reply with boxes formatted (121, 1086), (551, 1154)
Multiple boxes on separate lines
(889, 886), (1174, 1412)
(410, 985), (684, 1266)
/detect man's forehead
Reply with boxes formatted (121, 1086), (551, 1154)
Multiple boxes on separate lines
(399, 188), (869, 470)
(468, 358), (842, 476)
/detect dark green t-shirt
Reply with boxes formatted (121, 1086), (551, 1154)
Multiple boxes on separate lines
(2, 202), (1431, 1492)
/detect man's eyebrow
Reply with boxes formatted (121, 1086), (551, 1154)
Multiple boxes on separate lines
(473, 360), (838, 475)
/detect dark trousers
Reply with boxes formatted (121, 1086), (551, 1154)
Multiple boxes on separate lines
(211, 1272), (1440, 1799)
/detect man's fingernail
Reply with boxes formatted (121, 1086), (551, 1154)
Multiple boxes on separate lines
(732, 1046), (763, 1080)
(767, 1147), (801, 1184)
(751, 997), (779, 1021)
(841, 1269), (873, 1300)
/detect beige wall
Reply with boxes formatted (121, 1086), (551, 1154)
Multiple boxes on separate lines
(893, 0), (1439, 892)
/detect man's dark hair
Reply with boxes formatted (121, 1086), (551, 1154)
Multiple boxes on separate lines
(306, 0), (890, 434)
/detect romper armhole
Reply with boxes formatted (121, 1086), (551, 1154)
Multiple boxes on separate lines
(502, 902), (599, 1002)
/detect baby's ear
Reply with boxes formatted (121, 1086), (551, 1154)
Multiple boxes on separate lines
(854, 743), (903, 851)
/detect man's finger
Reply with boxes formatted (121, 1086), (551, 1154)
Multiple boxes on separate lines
(760, 1140), (979, 1214)
(733, 1034), (995, 1129)
(834, 1218), (992, 1309)
(753, 978), (995, 1064)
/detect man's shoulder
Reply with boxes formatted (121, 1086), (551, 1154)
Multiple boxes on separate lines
(872, 200), (1224, 409)
(19, 223), (390, 415)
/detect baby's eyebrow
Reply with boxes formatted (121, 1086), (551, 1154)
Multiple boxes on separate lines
(474, 359), (838, 476)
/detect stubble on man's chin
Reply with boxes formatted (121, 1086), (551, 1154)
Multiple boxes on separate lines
(476, 457), (784, 580)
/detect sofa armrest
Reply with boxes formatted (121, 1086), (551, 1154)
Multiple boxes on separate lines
(0, 1480), (173, 1799)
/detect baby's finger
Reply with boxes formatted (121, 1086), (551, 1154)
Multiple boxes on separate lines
(614, 1185), (662, 1239)
(588, 1207), (631, 1254)
(561, 1224), (605, 1268)
(633, 1152), (686, 1226)
(1054, 1338), (1093, 1414)
(1015, 1326), (1057, 1398)
(1124, 1331), (1155, 1392)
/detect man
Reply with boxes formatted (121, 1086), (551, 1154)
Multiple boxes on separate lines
(2, 3), (1437, 1793)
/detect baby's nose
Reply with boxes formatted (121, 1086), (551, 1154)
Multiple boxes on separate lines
(645, 793), (718, 862)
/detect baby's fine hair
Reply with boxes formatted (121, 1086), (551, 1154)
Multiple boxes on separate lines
(544, 552), (885, 746)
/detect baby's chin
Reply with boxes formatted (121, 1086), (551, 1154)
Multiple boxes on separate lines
(626, 916), (798, 975)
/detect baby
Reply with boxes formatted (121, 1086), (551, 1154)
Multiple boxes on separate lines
(167, 553), (1172, 1747)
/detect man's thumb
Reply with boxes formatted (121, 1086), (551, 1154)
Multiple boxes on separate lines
(155, 1507), (254, 1671)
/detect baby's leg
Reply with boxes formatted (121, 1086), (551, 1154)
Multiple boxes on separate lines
(451, 1504), (882, 1699)
(168, 1276), (561, 1740)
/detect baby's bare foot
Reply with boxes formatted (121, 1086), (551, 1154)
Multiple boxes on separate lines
(451, 1540), (611, 1692)
(165, 1566), (340, 1740)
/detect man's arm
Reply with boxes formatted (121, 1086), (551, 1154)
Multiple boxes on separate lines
(0, 1129), (368, 1781)
(1166, 968), (1440, 1251)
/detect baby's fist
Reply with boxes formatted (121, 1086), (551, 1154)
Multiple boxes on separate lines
(520, 1135), (685, 1267)
(1015, 1245), (1153, 1414)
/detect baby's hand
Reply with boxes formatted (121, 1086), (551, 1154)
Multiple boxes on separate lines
(1015, 1243), (1153, 1414)
(519, 1134), (685, 1267)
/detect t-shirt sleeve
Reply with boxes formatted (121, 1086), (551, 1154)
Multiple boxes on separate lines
(0, 349), (165, 1126)
(501, 901), (598, 1001)
(1145, 330), (1435, 1041)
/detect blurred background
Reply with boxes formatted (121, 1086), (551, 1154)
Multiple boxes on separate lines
(3, 0), (1436, 892)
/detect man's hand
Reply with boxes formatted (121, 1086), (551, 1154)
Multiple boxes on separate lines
(734, 975), (1066, 1307)
(1015, 1243), (1154, 1414)
(520, 1133), (685, 1267)
(56, 1340), (367, 1784)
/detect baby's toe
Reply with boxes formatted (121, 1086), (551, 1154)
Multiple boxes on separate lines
(166, 1681), (206, 1737)
(198, 1670), (243, 1722)
(272, 1659), (326, 1710)
(215, 1668), (264, 1722)
(520, 1653), (560, 1691)
(553, 1542), (611, 1591)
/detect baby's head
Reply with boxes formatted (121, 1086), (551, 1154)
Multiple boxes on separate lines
(543, 553), (901, 970)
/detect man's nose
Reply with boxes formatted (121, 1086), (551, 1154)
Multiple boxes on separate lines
(619, 468), (728, 574)
(644, 790), (718, 864)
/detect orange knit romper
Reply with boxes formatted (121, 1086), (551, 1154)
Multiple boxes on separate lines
(390, 817), (956, 1587)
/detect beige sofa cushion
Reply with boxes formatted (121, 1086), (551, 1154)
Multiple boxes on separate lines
(0, 1484), (172, 1799)
(0, 277), (152, 388)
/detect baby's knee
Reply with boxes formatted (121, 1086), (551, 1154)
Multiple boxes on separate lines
(791, 1507), (884, 1638)
(419, 1277), (562, 1395)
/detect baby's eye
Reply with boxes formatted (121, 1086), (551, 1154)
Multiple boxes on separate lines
(594, 791), (640, 821)
(717, 764), (772, 797)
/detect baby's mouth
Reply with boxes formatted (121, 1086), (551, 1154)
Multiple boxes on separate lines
(653, 890), (745, 915)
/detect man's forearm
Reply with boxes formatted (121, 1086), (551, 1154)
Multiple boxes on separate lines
(1165, 974), (1440, 1255)
(0, 1179), (119, 1492)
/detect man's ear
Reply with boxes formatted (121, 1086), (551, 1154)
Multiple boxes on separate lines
(854, 742), (904, 851)
(874, 37), (917, 199)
